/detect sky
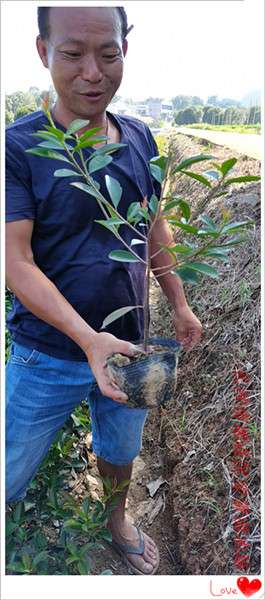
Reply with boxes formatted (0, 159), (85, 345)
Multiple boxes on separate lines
(2, 0), (264, 103)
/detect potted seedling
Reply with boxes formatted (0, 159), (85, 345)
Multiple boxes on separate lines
(26, 103), (260, 408)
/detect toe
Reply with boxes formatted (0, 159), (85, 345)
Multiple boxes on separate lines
(141, 560), (153, 574)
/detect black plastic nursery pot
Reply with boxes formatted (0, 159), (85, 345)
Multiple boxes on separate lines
(106, 337), (182, 409)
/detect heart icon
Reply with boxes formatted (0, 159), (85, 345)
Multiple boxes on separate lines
(237, 577), (262, 597)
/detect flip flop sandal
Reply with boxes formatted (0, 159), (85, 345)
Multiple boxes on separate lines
(110, 527), (160, 575)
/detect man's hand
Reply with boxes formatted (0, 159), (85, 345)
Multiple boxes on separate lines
(173, 305), (202, 351)
(84, 332), (139, 403)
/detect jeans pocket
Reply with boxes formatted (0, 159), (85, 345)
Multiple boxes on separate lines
(10, 343), (40, 366)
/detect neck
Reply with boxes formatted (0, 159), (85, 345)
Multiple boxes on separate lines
(52, 99), (107, 133)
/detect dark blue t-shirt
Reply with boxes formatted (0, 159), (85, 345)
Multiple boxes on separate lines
(6, 110), (160, 361)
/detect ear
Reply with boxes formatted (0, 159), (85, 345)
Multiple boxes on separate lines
(36, 35), (49, 68)
(122, 39), (128, 58)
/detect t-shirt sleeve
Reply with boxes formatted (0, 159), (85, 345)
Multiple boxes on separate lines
(5, 134), (36, 222)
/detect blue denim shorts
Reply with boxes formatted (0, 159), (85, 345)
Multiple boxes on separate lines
(6, 342), (148, 503)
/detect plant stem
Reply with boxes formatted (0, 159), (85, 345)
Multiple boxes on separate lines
(143, 238), (151, 351)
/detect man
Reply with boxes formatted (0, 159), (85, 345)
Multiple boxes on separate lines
(6, 6), (202, 575)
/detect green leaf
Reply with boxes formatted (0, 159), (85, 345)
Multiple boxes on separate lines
(43, 125), (65, 141)
(25, 148), (70, 162)
(77, 127), (103, 141)
(38, 139), (66, 150)
(220, 157), (237, 176)
(150, 163), (163, 183)
(198, 215), (217, 231)
(97, 529), (113, 542)
(187, 262), (219, 279)
(174, 154), (214, 173)
(32, 551), (49, 568)
(218, 236), (247, 247)
(223, 175), (260, 186)
(31, 131), (62, 142)
(127, 202), (141, 223)
(96, 142), (127, 155)
(105, 175), (122, 208)
(138, 207), (151, 222)
(170, 244), (194, 255)
(200, 249), (230, 261)
(22, 554), (32, 570)
(7, 563), (28, 573)
(175, 266), (200, 284)
(71, 181), (101, 199)
(95, 218), (123, 233)
(101, 569), (113, 575)
(167, 220), (198, 234)
(82, 497), (90, 514)
(89, 154), (112, 174)
(162, 197), (184, 213)
(6, 520), (18, 536)
(73, 136), (107, 151)
(149, 194), (159, 215)
(66, 557), (78, 566)
(14, 502), (24, 523)
(150, 155), (168, 171)
(77, 560), (89, 575)
(221, 220), (254, 234)
(101, 305), (140, 329)
(178, 200), (191, 221)
(197, 229), (220, 238)
(54, 169), (82, 178)
(63, 519), (83, 531)
(108, 250), (141, 262)
(181, 170), (212, 188)
(66, 119), (90, 135)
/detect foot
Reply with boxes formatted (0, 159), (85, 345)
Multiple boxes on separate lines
(108, 518), (158, 574)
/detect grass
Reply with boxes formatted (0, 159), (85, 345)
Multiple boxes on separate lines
(179, 123), (261, 135)
(154, 134), (168, 155)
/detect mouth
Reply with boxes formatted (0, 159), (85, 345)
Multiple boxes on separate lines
(80, 91), (105, 100)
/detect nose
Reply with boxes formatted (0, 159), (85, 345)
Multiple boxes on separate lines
(81, 54), (103, 83)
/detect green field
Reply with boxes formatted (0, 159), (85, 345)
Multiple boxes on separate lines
(182, 123), (261, 135)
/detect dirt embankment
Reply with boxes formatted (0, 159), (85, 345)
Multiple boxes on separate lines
(144, 133), (261, 575)
(75, 133), (261, 575)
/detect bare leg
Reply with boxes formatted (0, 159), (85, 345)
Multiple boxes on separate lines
(97, 457), (158, 574)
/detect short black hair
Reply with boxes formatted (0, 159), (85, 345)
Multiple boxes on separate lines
(37, 6), (131, 41)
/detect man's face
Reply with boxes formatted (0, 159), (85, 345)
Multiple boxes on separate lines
(37, 7), (127, 119)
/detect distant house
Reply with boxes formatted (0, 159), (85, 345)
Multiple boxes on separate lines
(135, 104), (149, 117)
(161, 99), (173, 120)
(148, 99), (161, 119)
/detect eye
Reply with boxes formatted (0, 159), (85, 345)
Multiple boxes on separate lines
(103, 53), (120, 60)
(61, 51), (81, 58)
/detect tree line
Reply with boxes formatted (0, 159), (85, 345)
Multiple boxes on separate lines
(5, 88), (261, 127)
(174, 104), (261, 126)
(5, 86), (57, 124)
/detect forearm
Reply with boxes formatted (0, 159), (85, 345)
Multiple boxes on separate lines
(6, 259), (96, 353)
(150, 218), (188, 311)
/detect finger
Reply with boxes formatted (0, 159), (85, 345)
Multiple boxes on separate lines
(99, 369), (128, 403)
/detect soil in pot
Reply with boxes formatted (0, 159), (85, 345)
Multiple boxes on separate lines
(106, 337), (182, 409)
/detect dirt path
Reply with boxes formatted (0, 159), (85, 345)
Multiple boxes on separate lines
(175, 127), (262, 160)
